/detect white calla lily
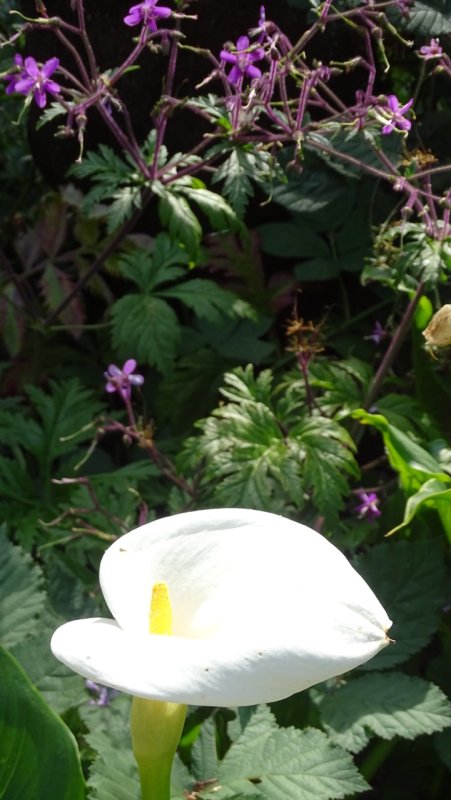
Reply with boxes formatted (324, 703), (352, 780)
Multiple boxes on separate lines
(51, 508), (392, 706)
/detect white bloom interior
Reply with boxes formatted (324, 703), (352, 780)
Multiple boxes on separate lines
(51, 508), (392, 706)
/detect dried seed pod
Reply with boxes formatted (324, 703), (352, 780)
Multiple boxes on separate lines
(423, 305), (451, 357)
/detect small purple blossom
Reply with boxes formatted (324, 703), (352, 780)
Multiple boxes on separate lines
(419, 38), (443, 60)
(355, 491), (381, 521)
(366, 321), (387, 346)
(220, 36), (265, 87)
(4, 55), (60, 109)
(380, 94), (413, 135)
(104, 359), (144, 401)
(124, 0), (171, 32)
(85, 679), (118, 707)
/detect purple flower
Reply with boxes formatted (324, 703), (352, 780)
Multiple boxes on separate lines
(355, 491), (381, 521)
(124, 0), (171, 32)
(85, 679), (118, 707)
(220, 35), (264, 87)
(104, 359), (144, 401)
(380, 94), (413, 135)
(419, 38), (443, 60)
(366, 321), (387, 346)
(4, 55), (61, 109)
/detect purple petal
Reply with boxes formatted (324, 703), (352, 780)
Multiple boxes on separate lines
(124, 8), (143, 25)
(236, 36), (250, 51)
(122, 359), (137, 374)
(41, 57), (59, 78)
(14, 54), (24, 67)
(245, 64), (262, 80)
(387, 95), (400, 112)
(107, 364), (122, 377)
(14, 76), (36, 94)
(399, 98), (413, 115)
(34, 88), (47, 108)
(250, 47), (265, 62)
(228, 65), (242, 86)
(220, 50), (238, 64)
(43, 79), (61, 96)
(105, 383), (117, 393)
(382, 121), (394, 135)
(129, 374), (144, 386)
(154, 6), (171, 19)
(24, 56), (39, 78)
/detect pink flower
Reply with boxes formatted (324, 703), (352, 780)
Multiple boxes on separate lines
(124, 0), (171, 32)
(381, 95), (413, 135)
(355, 491), (381, 521)
(4, 55), (60, 108)
(419, 38), (443, 60)
(220, 35), (264, 87)
(104, 359), (144, 401)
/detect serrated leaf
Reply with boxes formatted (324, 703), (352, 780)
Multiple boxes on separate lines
(191, 717), (219, 782)
(0, 645), (85, 800)
(111, 294), (180, 372)
(354, 538), (447, 669)
(213, 148), (255, 217)
(159, 279), (237, 323)
(156, 184), (202, 257)
(319, 673), (451, 754)
(218, 705), (368, 800)
(400, 1), (451, 35)
(0, 526), (46, 648)
(117, 244), (186, 293)
(183, 186), (239, 233)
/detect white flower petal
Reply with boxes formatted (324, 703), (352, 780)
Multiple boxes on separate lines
(51, 509), (392, 706)
(51, 612), (389, 706)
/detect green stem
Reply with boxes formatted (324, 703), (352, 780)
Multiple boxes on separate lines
(131, 697), (187, 800)
(359, 738), (396, 782)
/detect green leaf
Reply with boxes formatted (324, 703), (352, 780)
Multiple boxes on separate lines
(294, 258), (339, 281)
(26, 379), (103, 465)
(386, 478), (451, 537)
(155, 183), (202, 258)
(272, 168), (353, 222)
(354, 538), (447, 669)
(398, 1), (451, 35)
(117, 234), (188, 292)
(111, 294), (180, 372)
(319, 673), (451, 754)
(0, 527), (46, 648)
(183, 186), (239, 233)
(159, 279), (237, 323)
(0, 645), (85, 799)
(218, 705), (368, 799)
(435, 727), (451, 771)
(352, 410), (446, 491)
(258, 222), (329, 259)
(213, 148), (256, 217)
(191, 717), (219, 782)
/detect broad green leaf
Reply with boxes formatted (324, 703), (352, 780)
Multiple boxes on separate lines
(0, 527), (46, 648)
(435, 728), (451, 771)
(0, 646), (85, 800)
(218, 705), (368, 800)
(354, 538), (447, 669)
(156, 184), (202, 257)
(11, 623), (87, 715)
(159, 279), (238, 323)
(319, 673), (451, 754)
(272, 168), (347, 215)
(352, 410), (446, 491)
(111, 294), (180, 373)
(258, 222), (329, 259)
(213, 148), (256, 217)
(397, 1), (451, 35)
(294, 258), (339, 281)
(191, 717), (219, 782)
(386, 478), (451, 537)
(117, 235), (188, 292)
(183, 187), (239, 233)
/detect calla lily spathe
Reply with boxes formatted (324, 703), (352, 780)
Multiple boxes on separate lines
(51, 509), (392, 706)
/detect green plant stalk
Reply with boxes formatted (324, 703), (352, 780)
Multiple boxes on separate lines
(131, 697), (187, 800)
(359, 738), (396, 782)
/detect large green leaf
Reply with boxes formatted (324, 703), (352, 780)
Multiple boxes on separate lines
(318, 672), (451, 754)
(354, 538), (447, 669)
(159, 279), (238, 323)
(111, 294), (180, 373)
(352, 410), (446, 491)
(217, 705), (368, 800)
(0, 646), (85, 800)
(258, 222), (329, 259)
(0, 527), (46, 648)
(386, 478), (451, 537)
